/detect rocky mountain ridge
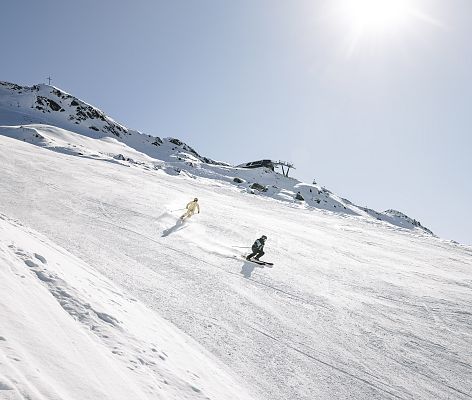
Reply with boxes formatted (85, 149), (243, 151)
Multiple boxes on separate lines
(0, 80), (433, 236)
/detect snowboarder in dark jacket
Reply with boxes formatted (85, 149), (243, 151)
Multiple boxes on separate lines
(246, 235), (267, 261)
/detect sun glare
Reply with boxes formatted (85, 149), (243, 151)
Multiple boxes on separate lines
(347, 0), (411, 30)
(328, 0), (441, 55)
(339, 0), (413, 33)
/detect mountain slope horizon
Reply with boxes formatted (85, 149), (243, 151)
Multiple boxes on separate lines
(0, 80), (435, 237)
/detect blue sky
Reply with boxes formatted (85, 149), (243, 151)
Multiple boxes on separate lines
(1, 0), (471, 244)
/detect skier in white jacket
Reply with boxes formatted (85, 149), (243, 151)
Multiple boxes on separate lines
(180, 198), (200, 220)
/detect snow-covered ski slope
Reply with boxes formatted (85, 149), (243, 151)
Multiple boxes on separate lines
(0, 214), (253, 400)
(1, 82), (472, 400)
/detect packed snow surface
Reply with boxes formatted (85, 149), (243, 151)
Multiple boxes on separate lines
(1, 132), (471, 399)
(1, 82), (471, 400)
(0, 214), (254, 400)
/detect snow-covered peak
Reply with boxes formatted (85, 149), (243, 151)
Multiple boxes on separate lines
(0, 80), (433, 236)
(0, 81), (225, 166)
(383, 209), (433, 234)
(0, 81), (126, 135)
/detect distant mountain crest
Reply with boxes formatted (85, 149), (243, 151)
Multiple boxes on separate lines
(0, 80), (433, 236)
(383, 209), (433, 234)
(0, 81), (224, 165)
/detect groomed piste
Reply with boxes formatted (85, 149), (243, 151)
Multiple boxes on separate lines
(1, 82), (471, 400)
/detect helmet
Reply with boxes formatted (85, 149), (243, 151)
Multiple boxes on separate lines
(261, 235), (267, 240)
(194, 198), (198, 202)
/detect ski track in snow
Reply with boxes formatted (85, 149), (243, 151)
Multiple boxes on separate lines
(1, 125), (472, 398)
(0, 213), (255, 400)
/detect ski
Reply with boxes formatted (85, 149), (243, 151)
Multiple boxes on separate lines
(256, 260), (274, 267)
(240, 255), (273, 266)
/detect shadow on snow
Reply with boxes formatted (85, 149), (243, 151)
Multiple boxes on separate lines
(161, 219), (187, 237)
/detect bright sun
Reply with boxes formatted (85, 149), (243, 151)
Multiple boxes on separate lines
(329, 0), (440, 55)
(343, 0), (411, 31)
